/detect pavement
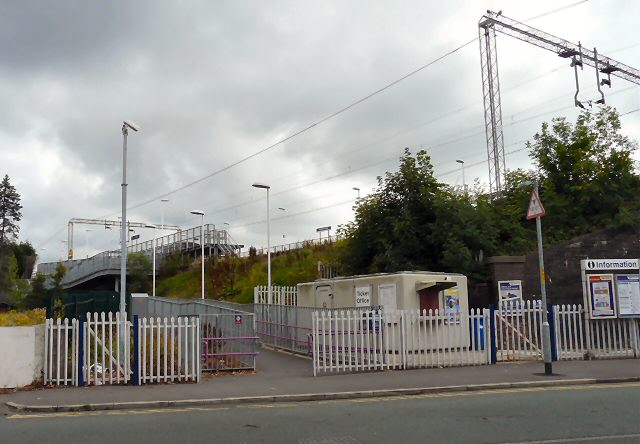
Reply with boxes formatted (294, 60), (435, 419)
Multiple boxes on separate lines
(2, 347), (639, 413)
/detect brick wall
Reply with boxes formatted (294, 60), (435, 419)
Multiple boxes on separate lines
(487, 228), (639, 306)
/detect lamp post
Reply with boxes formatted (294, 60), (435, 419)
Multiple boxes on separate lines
(160, 199), (169, 232)
(456, 159), (466, 193)
(120, 120), (139, 361)
(190, 210), (205, 300)
(352, 187), (360, 199)
(252, 183), (271, 304)
(146, 225), (157, 297)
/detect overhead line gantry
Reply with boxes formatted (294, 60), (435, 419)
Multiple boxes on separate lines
(479, 10), (640, 195)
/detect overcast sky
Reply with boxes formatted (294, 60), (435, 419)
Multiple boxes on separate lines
(1, 0), (638, 263)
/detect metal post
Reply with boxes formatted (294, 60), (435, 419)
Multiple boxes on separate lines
(78, 315), (85, 386)
(267, 188), (271, 305)
(133, 315), (139, 385)
(152, 227), (156, 297)
(489, 304), (497, 364)
(535, 184), (553, 375)
(120, 124), (128, 356)
(201, 214), (205, 300)
(461, 163), (466, 193)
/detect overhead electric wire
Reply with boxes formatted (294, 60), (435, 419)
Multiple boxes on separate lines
(231, 143), (535, 230)
(110, 1), (594, 216)
(36, 0), (594, 250)
(164, 86), (636, 231)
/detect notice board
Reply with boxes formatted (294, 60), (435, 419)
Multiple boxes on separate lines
(616, 274), (640, 318)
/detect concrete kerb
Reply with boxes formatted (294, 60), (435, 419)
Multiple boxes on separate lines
(6, 377), (639, 413)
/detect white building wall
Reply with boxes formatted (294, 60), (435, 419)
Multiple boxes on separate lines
(0, 325), (45, 388)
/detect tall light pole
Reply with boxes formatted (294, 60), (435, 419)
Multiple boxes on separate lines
(252, 183), (271, 304)
(352, 187), (361, 199)
(120, 120), (139, 344)
(277, 208), (286, 246)
(190, 210), (205, 300)
(456, 159), (466, 193)
(160, 199), (169, 232)
(146, 224), (157, 297)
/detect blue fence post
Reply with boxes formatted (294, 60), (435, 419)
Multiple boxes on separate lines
(489, 304), (497, 364)
(548, 304), (557, 361)
(133, 315), (139, 385)
(78, 315), (85, 386)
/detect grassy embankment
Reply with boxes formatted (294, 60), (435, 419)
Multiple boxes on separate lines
(156, 241), (345, 303)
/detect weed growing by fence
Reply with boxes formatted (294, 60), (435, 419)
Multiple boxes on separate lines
(0, 308), (45, 326)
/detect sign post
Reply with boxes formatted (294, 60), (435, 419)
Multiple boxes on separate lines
(526, 181), (553, 375)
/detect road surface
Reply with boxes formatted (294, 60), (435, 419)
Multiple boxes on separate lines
(2, 383), (639, 443)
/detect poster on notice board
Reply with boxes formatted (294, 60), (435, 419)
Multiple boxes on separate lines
(616, 274), (640, 317)
(498, 280), (523, 305)
(444, 287), (461, 324)
(588, 274), (616, 319)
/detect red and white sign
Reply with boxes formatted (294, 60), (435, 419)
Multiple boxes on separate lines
(526, 189), (546, 220)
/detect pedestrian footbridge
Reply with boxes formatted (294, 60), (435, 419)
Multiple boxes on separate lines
(37, 224), (242, 289)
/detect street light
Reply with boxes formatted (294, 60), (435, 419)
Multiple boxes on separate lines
(352, 187), (361, 198)
(120, 120), (139, 318)
(190, 210), (205, 300)
(146, 224), (157, 297)
(277, 208), (286, 243)
(456, 159), (466, 193)
(160, 199), (169, 232)
(252, 182), (271, 304)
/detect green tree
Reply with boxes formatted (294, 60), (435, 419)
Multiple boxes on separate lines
(51, 262), (67, 293)
(526, 106), (639, 239)
(340, 149), (497, 279)
(128, 252), (152, 293)
(0, 175), (22, 244)
(24, 273), (49, 309)
(0, 249), (19, 304)
(10, 241), (36, 278)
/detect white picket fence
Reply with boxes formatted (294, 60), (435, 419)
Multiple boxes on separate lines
(554, 304), (640, 360)
(312, 309), (490, 375)
(44, 312), (200, 386)
(137, 316), (200, 384)
(44, 318), (79, 386)
(84, 312), (131, 386)
(254, 285), (297, 305)
(494, 300), (544, 362)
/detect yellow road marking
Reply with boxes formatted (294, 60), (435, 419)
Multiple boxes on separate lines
(8, 382), (639, 420)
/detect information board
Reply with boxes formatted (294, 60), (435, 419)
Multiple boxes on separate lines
(378, 284), (397, 313)
(354, 286), (371, 307)
(588, 274), (616, 319)
(498, 280), (523, 304)
(616, 274), (640, 317)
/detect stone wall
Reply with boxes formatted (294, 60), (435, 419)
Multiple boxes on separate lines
(487, 228), (640, 306)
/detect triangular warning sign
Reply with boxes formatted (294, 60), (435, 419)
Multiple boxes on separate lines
(526, 189), (546, 220)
